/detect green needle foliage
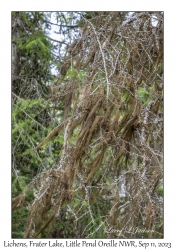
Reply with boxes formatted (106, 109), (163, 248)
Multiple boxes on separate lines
(12, 11), (163, 239)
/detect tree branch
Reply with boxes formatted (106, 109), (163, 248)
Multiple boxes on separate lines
(45, 20), (80, 29)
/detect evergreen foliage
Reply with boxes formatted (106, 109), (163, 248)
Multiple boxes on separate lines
(12, 11), (163, 239)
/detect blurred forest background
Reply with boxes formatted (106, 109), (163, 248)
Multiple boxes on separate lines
(12, 11), (163, 238)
